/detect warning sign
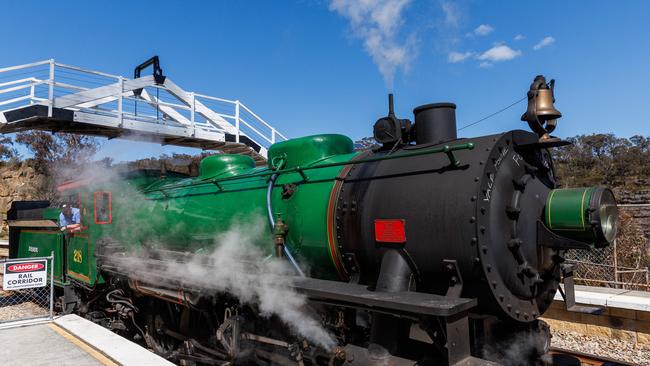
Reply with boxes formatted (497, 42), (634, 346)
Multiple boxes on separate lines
(3, 259), (48, 290)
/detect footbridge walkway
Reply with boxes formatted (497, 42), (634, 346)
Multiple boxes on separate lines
(0, 58), (287, 165)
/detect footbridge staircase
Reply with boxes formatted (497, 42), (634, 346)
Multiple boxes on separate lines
(0, 58), (287, 164)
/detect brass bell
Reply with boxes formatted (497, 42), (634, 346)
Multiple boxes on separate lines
(521, 75), (562, 140)
(535, 88), (561, 121)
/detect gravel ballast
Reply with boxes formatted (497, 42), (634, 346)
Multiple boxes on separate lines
(552, 328), (650, 365)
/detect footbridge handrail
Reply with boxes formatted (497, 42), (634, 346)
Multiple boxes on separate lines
(0, 59), (287, 159)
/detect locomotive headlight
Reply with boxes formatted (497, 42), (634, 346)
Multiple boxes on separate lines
(545, 187), (618, 248)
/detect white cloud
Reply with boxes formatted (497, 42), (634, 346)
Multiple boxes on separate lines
(533, 36), (555, 50)
(330, 0), (414, 89)
(479, 62), (492, 68)
(473, 24), (494, 36)
(514, 34), (525, 41)
(448, 51), (473, 63)
(477, 44), (522, 62)
(441, 1), (461, 27)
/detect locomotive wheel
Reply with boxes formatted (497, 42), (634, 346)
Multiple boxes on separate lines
(143, 301), (180, 357)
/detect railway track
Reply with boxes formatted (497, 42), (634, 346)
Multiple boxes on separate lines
(0, 237), (639, 366)
(550, 346), (636, 365)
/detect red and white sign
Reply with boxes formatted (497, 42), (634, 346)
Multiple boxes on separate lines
(3, 259), (48, 290)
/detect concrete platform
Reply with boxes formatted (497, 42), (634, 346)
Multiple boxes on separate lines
(0, 315), (173, 366)
(544, 285), (650, 346)
(554, 284), (650, 311)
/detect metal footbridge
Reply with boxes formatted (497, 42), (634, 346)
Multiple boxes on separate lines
(0, 58), (287, 164)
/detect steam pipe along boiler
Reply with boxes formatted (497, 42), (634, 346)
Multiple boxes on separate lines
(8, 75), (618, 365)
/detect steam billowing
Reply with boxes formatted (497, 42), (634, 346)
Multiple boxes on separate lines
(107, 214), (337, 350)
(57, 162), (336, 350)
(329, 0), (415, 90)
(482, 328), (552, 366)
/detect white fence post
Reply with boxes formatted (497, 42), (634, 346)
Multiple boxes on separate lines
(271, 129), (276, 144)
(191, 92), (196, 137)
(49, 251), (54, 320)
(118, 76), (124, 127)
(235, 100), (240, 143)
(47, 59), (55, 117)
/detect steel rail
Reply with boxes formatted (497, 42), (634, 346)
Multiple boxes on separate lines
(549, 346), (635, 365)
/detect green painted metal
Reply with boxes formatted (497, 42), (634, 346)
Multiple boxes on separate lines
(13, 134), (477, 285)
(199, 154), (256, 179)
(545, 187), (597, 243)
(268, 134), (354, 169)
(16, 230), (67, 285)
(124, 134), (359, 279)
(144, 141), (476, 195)
(42, 207), (61, 222)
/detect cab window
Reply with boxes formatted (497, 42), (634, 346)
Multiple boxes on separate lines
(94, 191), (112, 224)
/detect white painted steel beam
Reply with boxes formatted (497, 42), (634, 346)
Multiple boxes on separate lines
(0, 60), (286, 160)
(50, 76), (155, 109)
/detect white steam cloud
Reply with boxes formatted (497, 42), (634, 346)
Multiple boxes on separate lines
(483, 328), (552, 366)
(107, 216), (337, 350)
(329, 0), (415, 89)
(58, 160), (336, 350)
(441, 1), (461, 27)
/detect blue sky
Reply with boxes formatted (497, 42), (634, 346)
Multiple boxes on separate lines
(1, 0), (648, 161)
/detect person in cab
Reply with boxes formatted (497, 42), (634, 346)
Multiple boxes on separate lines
(59, 204), (81, 233)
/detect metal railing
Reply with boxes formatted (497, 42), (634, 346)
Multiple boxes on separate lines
(0, 253), (54, 324)
(0, 60), (287, 153)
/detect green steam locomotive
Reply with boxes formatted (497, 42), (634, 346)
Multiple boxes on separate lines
(7, 76), (618, 365)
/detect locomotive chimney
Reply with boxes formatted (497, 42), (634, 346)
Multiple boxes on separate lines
(413, 102), (457, 145)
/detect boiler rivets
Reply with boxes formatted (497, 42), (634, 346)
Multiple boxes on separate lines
(480, 226), (486, 233)
(474, 177), (479, 182)
(471, 237), (478, 245)
(491, 281), (497, 288)
(482, 246), (488, 254)
(486, 264), (492, 272)
(471, 196), (477, 202)
(507, 304), (512, 311)
(499, 295), (504, 302)
(470, 216), (476, 223)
